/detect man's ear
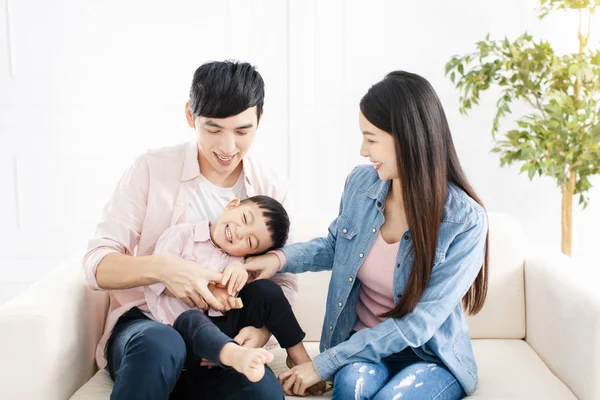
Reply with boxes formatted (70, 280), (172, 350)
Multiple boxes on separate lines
(257, 109), (264, 126)
(185, 101), (196, 128)
(225, 198), (241, 210)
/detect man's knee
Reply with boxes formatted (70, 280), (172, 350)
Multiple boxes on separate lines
(128, 323), (186, 368)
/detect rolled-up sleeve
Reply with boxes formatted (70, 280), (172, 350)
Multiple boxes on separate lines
(82, 155), (150, 290)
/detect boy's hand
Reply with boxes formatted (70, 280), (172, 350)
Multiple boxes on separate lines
(221, 261), (248, 296)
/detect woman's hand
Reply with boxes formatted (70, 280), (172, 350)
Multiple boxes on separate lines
(154, 254), (224, 311)
(244, 253), (281, 281)
(278, 361), (324, 396)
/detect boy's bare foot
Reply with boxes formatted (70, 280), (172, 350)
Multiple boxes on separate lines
(220, 343), (274, 382)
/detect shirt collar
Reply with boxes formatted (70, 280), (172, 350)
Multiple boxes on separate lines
(193, 221), (212, 242)
(365, 178), (390, 206)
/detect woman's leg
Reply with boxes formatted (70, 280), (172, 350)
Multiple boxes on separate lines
(373, 361), (465, 400)
(107, 309), (186, 400)
(331, 361), (390, 400)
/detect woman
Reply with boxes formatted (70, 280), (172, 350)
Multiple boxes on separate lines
(246, 71), (489, 399)
(83, 60), (296, 400)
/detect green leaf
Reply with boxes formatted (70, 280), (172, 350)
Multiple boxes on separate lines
(591, 51), (600, 66)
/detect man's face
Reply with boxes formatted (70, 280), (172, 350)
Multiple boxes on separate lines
(212, 200), (274, 257)
(186, 105), (259, 180)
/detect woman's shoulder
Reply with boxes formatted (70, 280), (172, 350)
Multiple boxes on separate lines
(443, 183), (486, 227)
(344, 164), (380, 189)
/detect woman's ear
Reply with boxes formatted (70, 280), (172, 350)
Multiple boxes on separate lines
(225, 198), (241, 210)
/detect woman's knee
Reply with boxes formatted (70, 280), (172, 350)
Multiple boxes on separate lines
(373, 362), (465, 400)
(333, 362), (388, 400)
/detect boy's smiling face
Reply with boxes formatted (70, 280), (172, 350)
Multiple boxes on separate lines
(211, 199), (274, 257)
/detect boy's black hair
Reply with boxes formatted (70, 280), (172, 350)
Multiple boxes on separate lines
(241, 195), (290, 251)
(189, 60), (265, 122)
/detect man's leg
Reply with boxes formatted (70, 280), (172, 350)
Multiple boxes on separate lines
(107, 308), (186, 400)
(181, 362), (284, 400)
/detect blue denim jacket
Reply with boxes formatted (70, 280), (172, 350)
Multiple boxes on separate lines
(280, 165), (487, 395)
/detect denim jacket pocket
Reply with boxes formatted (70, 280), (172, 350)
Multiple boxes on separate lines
(334, 215), (359, 265)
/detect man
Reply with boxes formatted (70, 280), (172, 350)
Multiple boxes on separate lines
(84, 61), (296, 400)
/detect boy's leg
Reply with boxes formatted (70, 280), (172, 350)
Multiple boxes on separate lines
(172, 308), (235, 367)
(174, 308), (275, 384)
(215, 279), (305, 349)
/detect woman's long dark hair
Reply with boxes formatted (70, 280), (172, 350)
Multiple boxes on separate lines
(360, 71), (489, 319)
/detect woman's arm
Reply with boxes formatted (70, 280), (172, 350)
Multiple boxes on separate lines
(312, 211), (488, 381)
(246, 174), (353, 278)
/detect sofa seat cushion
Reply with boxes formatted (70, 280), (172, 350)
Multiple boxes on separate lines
(70, 339), (575, 399)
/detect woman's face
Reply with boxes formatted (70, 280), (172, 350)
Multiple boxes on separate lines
(359, 111), (399, 181)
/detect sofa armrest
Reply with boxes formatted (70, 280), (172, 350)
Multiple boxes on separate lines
(525, 253), (600, 400)
(0, 257), (109, 400)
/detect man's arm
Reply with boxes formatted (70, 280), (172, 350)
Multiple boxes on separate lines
(83, 155), (151, 290)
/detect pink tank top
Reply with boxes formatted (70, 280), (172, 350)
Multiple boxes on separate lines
(354, 232), (400, 330)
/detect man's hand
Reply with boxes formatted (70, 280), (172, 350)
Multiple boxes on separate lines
(233, 326), (271, 348)
(155, 254), (224, 311)
(208, 284), (242, 312)
(221, 261), (248, 295)
(165, 287), (211, 310)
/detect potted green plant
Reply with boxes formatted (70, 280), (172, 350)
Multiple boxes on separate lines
(445, 0), (600, 255)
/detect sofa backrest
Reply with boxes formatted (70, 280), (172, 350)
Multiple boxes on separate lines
(292, 212), (526, 341)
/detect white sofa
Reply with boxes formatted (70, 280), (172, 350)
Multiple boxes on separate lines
(0, 213), (599, 399)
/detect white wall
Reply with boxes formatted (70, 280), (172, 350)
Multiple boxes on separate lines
(1, 0), (598, 304)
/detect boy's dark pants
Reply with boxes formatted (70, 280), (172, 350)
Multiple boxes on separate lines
(173, 278), (306, 369)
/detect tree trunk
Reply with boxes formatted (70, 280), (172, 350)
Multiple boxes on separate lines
(561, 169), (576, 256)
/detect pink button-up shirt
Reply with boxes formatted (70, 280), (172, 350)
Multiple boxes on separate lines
(83, 141), (298, 369)
(144, 221), (244, 325)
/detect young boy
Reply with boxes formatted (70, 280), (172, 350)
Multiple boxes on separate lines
(144, 195), (312, 383)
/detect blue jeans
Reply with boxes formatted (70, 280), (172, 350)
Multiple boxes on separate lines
(332, 347), (465, 400)
(106, 307), (284, 400)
